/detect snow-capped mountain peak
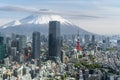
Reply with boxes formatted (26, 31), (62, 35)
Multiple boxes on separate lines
(0, 14), (91, 35)
(20, 14), (72, 24)
(1, 14), (73, 29)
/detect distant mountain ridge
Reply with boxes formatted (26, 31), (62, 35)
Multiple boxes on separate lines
(0, 14), (91, 35)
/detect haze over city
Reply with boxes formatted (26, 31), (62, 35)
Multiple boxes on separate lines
(0, 0), (120, 35)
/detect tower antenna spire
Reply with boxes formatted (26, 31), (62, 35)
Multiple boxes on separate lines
(76, 29), (82, 51)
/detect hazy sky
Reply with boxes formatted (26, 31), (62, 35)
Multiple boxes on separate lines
(0, 0), (120, 35)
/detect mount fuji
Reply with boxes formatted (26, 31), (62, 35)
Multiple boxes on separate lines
(0, 14), (91, 35)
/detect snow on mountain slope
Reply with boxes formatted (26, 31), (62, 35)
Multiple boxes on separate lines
(2, 20), (21, 28)
(0, 14), (91, 35)
(20, 15), (72, 24)
(1, 14), (73, 28)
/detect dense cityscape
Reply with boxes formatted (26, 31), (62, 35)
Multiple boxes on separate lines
(0, 0), (120, 80)
(0, 20), (119, 80)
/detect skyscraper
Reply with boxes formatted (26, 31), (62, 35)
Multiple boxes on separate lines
(0, 36), (4, 44)
(48, 21), (61, 61)
(32, 31), (40, 59)
(106, 37), (110, 47)
(19, 35), (27, 52)
(91, 35), (95, 43)
(0, 36), (6, 61)
(11, 40), (19, 51)
(91, 35), (95, 50)
(84, 34), (90, 44)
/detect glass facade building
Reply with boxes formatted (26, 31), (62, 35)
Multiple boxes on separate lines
(32, 31), (40, 59)
(19, 35), (27, 52)
(0, 37), (6, 60)
(48, 21), (61, 60)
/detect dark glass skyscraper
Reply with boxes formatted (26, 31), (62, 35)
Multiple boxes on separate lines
(48, 21), (61, 61)
(32, 32), (40, 59)
(91, 35), (95, 43)
(0, 36), (6, 61)
(91, 35), (95, 50)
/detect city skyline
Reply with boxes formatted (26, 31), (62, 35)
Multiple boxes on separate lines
(0, 21), (120, 79)
(0, 0), (120, 34)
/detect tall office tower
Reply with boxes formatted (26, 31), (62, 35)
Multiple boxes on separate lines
(84, 34), (90, 44)
(48, 21), (61, 61)
(61, 50), (65, 63)
(6, 37), (11, 47)
(102, 40), (107, 51)
(106, 37), (110, 47)
(19, 35), (27, 52)
(91, 35), (95, 50)
(11, 47), (17, 60)
(6, 37), (11, 55)
(11, 40), (19, 51)
(91, 35), (95, 43)
(32, 31), (40, 59)
(0, 36), (6, 61)
(0, 36), (4, 44)
(72, 34), (76, 46)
